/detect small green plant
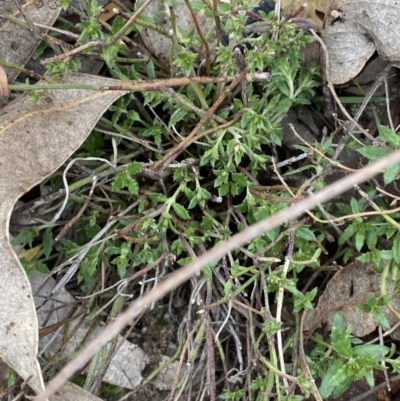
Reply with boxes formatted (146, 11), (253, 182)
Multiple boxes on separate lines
(11, 0), (400, 399)
(314, 313), (400, 398)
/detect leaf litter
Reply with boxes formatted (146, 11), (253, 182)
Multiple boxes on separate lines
(282, 0), (400, 83)
(2, 0), (400, 399)
(0, 0), (61, 85)
(304, 261), (400, 339)
(0, 73), (127, 398)
(323, 0), (400, 83)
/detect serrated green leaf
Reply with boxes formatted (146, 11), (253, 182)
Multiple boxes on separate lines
(332, 375), (354, 398)
(357, 146), (389, 161)
(188, 196), (198, 209)
(219, 183), (230, 197)
(111, 15), (126, 34)
(379, 294), (391, 305)
(214, 173), (228, 187)
(191, 1), (205, 11)
(117, 263), (127, 279)
(378, 250), (393, 260)
(296, 226), (316, 241)
(231, 172), (248, 187)
(11, 227), (41, 247)
(36, 260), (50, 274)
(112, 172), (127, 192)
(127, 161), (142, 174)
(43, 227), (53, 258)
(169, 109), (187, 127)
(364, 369), (375, 388)
(350, 197), (360, 214)
(319, 359), (343, 398)
(353, 344), (389, 357)
(384, 163), (400, 185)
(126, 177), (139, 194)
(277, 97), (292, 114)
(254, 207), (270, 221)
(393, 232), (400, 264)
(147, 60), (155, 79)
(355, 230), (365, 251)
(112, 171), (139, 194)
(379, 125), (400, 147)
(357, 253), (371, 263)
(339, 224), (356, 244)
(172, 203), (191, 220)
(219, 2), (230, 11)
(332, 313), (347, 335)
(224, 280), (233, 297)
(375, 309), (391, 328)
(331, 365), (349, 387)
(178, 256), (194, 266)
(357, 304), (372, 313)
(127, 110), (141, 122)
(102, 43), (119, 67)
(147, 192), (168, 202)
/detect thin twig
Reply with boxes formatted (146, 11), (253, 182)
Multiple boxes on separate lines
(276, 218), (295, 390)
(9, 72), (270, 92)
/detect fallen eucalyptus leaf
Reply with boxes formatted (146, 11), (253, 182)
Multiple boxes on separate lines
(0, 0), (61, 83)
(0, 73), (127, 396)
(138, 1), (217, 67)
(303, 261), (400, 338)
(322, 0), (400, 84)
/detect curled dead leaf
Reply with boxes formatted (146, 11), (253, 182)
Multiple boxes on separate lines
(322, 0), (400, 84)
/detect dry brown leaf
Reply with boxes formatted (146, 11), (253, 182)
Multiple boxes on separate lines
(139, 1), (217, 66)
(52, 382), (103, 401)
(0, 0), (61, 83)
(303, 261), (400, 338)
(322, 0), (400, 84)
(0, 73), (127, 397)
